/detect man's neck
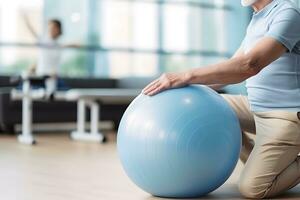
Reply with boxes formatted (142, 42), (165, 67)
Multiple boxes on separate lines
(252, 0), (273, 12)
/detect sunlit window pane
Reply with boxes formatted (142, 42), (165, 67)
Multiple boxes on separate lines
(60, 49), (89, 77)
(197, 8), (222, 52)
(0, 0), (43, 69)
(162, 54), (226, 72)
(102, 1), (157, 50)
(162, 55), (201, 72)
(108, 52), (158, 78)
(44, 0), (88, 42)
(163, 4), (189, 51)
(0, 47), (38, 73)
(132, 3), (158, 50)
(102, 1), (132, 48)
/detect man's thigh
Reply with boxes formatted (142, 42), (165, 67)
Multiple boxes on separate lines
(239, 111), (300, 198)
(221, 94), (255, 133)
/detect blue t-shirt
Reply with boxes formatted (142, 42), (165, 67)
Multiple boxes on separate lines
(243, 0), (300, 112)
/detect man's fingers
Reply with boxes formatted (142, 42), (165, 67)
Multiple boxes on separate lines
(142, 80), (159, 93)
(144, 85), (159, 95)
(148, 85), (165, 96)
(143, 82), (161, 95)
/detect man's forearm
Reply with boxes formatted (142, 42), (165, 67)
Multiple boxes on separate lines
(186, 56), (255, 86)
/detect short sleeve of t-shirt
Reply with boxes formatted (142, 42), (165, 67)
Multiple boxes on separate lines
(266, 8), (300, 52)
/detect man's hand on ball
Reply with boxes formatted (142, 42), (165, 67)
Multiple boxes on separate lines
(143, 72), (191, 96)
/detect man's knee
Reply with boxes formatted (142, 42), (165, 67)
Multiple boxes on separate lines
(238, 176), (269, 199)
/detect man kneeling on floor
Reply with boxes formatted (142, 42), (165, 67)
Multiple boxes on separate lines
(143, 0), (300, 198)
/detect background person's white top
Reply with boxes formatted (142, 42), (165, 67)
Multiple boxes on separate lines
(36, 36), (61, 76)
(243, 0), (300, 112)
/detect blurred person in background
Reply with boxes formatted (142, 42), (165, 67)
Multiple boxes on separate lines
(23, 14), (78, 96)
(25, 16), (63, 77)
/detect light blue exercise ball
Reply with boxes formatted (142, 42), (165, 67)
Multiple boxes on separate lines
(117, 85), (241, 198)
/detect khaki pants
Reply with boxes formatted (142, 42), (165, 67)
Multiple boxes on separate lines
(222, 95), (300, 199)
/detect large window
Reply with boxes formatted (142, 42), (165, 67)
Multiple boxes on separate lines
(0, 0), (250, 78)
(93, 0), (235, 77)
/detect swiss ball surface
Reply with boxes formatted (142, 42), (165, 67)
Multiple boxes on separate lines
(117, 85), (241, 198)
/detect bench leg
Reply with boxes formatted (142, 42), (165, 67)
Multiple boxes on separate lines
(18, 80), (36, 145)
(71, 99), (105, 143)
(91, 101), (99, 135)
(78, 99), (86, 133)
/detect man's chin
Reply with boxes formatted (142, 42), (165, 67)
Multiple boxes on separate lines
(241, 0), (258, 7)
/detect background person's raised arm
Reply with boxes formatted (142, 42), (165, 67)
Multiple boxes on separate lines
(22, 13), (39, 40)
